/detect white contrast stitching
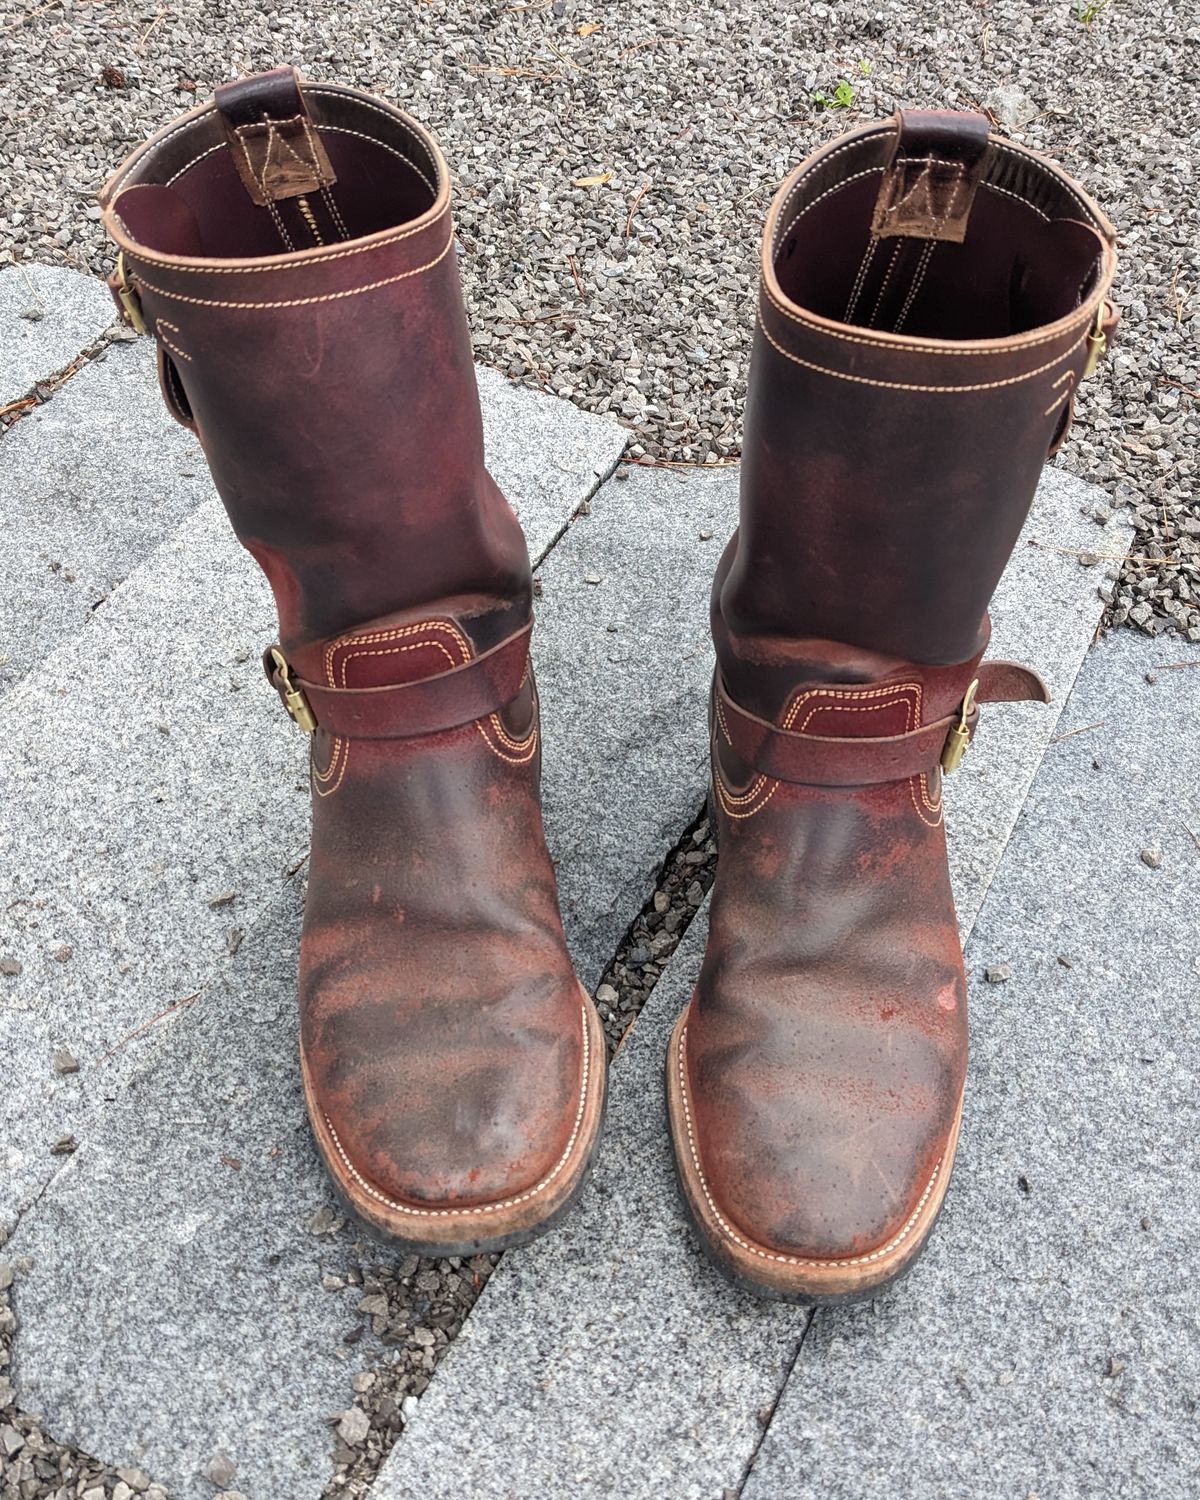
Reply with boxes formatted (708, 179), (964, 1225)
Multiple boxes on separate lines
(758, 311), (1089, 392)
(128, 228), (455, 309)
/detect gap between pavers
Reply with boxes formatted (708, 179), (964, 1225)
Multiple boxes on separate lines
(742, 630), (1200, 1500)
(0, 266), (625, 698)
(0, 262), (116, 409)
(0, 354), (624, 1232)
(370, 466), (1130, 1500)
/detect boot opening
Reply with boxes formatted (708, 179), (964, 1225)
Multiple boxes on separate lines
(105, 83), (442, 262)
(772, 126), (1107, 341)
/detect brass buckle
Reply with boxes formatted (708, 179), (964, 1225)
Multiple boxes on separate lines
(116, 251), (147, 335)
(1082, 300), (1108, 380)
(940, 678), (979, 774)
(269, 647), (317, 734)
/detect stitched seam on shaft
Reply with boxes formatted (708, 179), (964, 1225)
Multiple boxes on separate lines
(843, 233), (879, 323)
(232, 121), (298, 251)
(307, 87), (441, 182)
(326, 618), (470, 673)
(866, 240), (904, 330)
(126, 228), (455, 309)
(337, 640), (461, 677)
(712, 765), (779, 820)
(773, 134), (890, 249)
(321, 182), (352, 242)
(772, 134), (1092, 256)
(758, 313), (1089, 391)
(312, 737), (348, 798)
(320, 123), (436, 194)
(322, 1001), (592, 1218)
(767, 159), (1104, 357)
(675, 1023), (943, 1267)
(983, 180), (1050, 222)
(483, 710), (537, 754)
(161, 125), (434, 203)
(763, 272), (1096, 358)
(121, 179), (444, 275)
(893, 238), (936, 333)
(1044, 368), (1076, 417)
(318, 621), (471, 793)
(156, 319), (191, 362)
(784, 682), (921, 731)
(781, 683), (942, 824)
(477, 717), (539, 765)
(777, 165), (889, 248)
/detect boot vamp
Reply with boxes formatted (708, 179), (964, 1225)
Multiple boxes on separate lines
(690, 778), (967, 1260)
(300, 724), (584, 1211)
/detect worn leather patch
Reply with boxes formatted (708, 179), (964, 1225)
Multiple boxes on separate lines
(871, 109), (991, 243)
(225, 114), (337, 206)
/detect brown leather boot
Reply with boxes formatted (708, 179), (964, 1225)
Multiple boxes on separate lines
(100, 68), (606, 1252)
(667, 111), (1117, 1300)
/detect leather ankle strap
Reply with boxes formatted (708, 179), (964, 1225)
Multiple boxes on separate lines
(715, 658), (1049, 788)
(264, 620), (533, 740)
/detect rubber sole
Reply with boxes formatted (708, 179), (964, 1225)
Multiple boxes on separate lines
(665, 1003), (962, 1304)
(302, 985), (609, 1256)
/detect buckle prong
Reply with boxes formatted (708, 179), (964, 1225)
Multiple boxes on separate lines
(116, 251), (147, 335)
(1082, 300), (1108, 379)
(940, 677), (979, 774)
(270, 647), (317, 734)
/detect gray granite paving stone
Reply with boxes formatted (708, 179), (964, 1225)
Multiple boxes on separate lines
(0, 262), (115, 407)
(475, 361), (627, 564)
(9, 884), (385, 1500)
(538, 464), (738, 983)
(0, 336), (213, 694)
(944, 466), (1134, 932)
(742, 631), (1200, 1500)
(371, 466), (1128, 1500)
(0, 500), (298, 1229)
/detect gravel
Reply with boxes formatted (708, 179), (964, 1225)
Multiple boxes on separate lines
(0, 0), (1195, 641)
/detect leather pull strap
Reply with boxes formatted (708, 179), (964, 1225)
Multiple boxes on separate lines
(214, 65), (336, 206)
(716, 659), (1049, 789)
(871, 108), (991, 244)
(264, 622), (533, 741)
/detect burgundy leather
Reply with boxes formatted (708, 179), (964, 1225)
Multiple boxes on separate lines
(673, 112), (1118, 1298)
(264, 620), (534, 739)
(100, 73), (604, 1248)
(718, 119), (1117, 671)
(714, 654), (1048, 788)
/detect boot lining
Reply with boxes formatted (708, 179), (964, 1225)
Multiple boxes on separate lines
(771, 131), (1108, 342)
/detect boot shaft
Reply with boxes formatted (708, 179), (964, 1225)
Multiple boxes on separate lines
(100, 68), (530, 663)
(720, 110), (1117, 683)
